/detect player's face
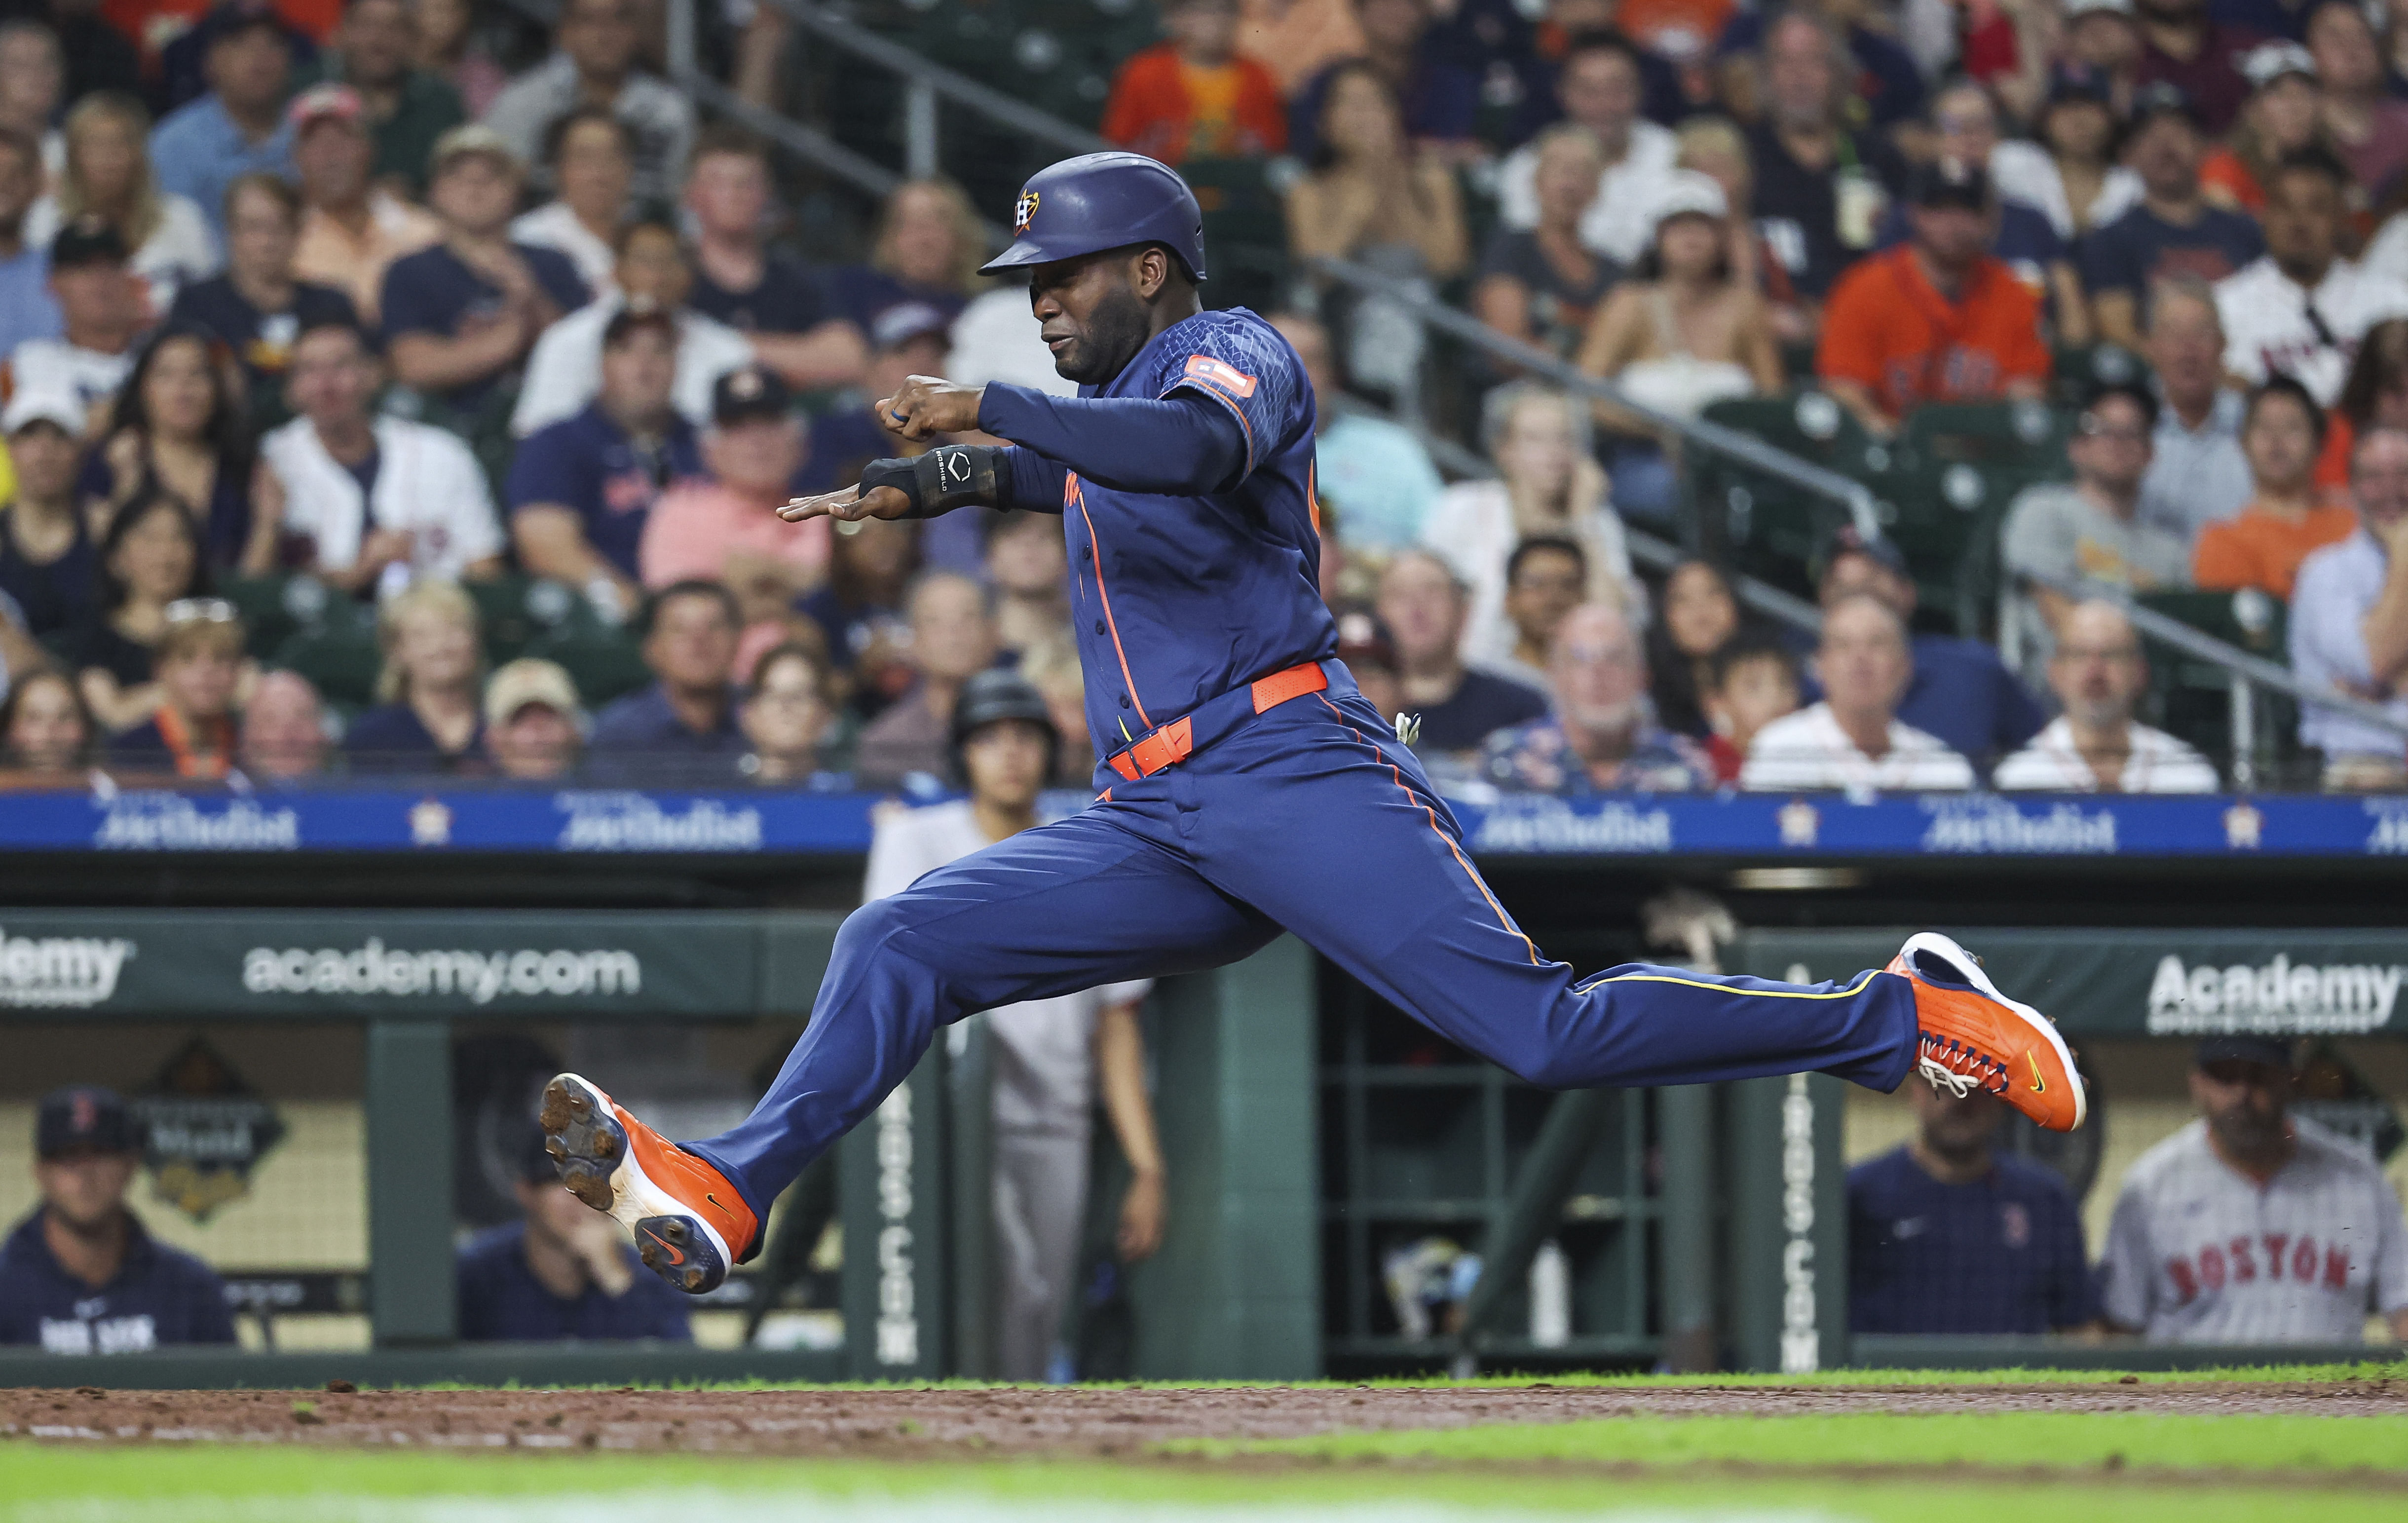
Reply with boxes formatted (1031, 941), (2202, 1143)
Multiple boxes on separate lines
(35, 1148), (137, 1232)
(962, 718), (1050, 808)
(1027, 249), (1156, 385)
(2191, 1060), (2290, 1155)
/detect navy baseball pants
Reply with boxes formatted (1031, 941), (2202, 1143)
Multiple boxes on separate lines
(689, 671), (1919, 1220)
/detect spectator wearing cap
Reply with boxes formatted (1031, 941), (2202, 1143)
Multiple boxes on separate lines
(681, 126), (866, 391)
(2203, 42), (2332, 218)
(854, 571), (998, 792)
(2001, 382), (2193, 690)
(1482, 601), (1712, 795)
(238, 667), (330, 781)
(2083, 84), (2266, 352)
(289, 82), (441, 326)
(2133, 0), (2266, 136)
(1988, 68), (2142, 244)
(484, 0), (692, 206)
(1813, 529), (2044, 766)
(2215, 150), (2408, 409)
(2291, 424), (2408, 788)
(1101, 0), (1285, 167)
(263, 317), (504, 593)
(512, 219), (753, 439)
(1733, 10), (1908, 304)
(0, 126), (61, 360)
(24, 91), (217, 322)
(1846, 1053), (2096, 1338)
(1287, 0), (1478, 161)
(637, 364), (828, 641)
(508, 106), (630, 298)
(483, 657), (584, 782)
(794, 301), (954, 502)
(1266, 309), (1443, 553)
(1471, 124), (1618, 368)
(0, 1086), (237, 1354)
(587, 579), (749, 780)
(1875, 82), (2088, 343)
(1493, 32), (1675, 269)
(1377, 550), (1547, 762)
(2060, 0), (2145, 119)
(148, 0), (297, 248)
(2304, 0), (2408, 194)
(1995, 598), (2218, 791)
(455, 1125), (692, 1343)
(380, 123), (589, 419)
(2099, 1035), (2408, 1344)
(108, 598), (245, 778)
(506, 304), (701, 616)
(1578, 170), (1782, 522)
(1816, 158), (2051, 436)
(2140, 276), (2255, 540)
(291, 0), (465, 194)
(1740, 594), (1976, 792)
(0, 389), (92, 639)
(2193, 377), (2357, 598)
(166, 172), (361, 411)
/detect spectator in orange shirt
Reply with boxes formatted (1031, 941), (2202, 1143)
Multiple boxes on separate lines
(1102, 0), (1286, 166)
(1815, 158), (2050, 436)
(2192, 377), (2358, 599)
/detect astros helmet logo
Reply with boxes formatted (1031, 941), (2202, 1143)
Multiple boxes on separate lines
(1014, 190), (1040, 236)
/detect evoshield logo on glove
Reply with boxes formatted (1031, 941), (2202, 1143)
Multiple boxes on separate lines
(941, 450), (972, 487)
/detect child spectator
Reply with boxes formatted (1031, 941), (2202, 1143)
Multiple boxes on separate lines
(1699, 630), (1800, 785)
(1101, 0), (1285, 165)
(2193, 378), (2357, 598)
(108, 597), (244, 778)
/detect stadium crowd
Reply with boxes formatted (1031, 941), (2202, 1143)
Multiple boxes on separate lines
(0, 0), (2404, 794)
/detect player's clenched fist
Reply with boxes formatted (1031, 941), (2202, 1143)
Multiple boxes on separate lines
(877, 375), (986, 441)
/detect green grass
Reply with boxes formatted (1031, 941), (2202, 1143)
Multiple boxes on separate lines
(1, 1447), (2404, 1523)
(1175, 1410), (2408, 1472)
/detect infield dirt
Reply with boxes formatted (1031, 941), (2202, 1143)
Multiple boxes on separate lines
(3, 1377), (2403, 1459)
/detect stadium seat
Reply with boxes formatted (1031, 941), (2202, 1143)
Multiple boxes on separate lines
(216, 572), (302, 661)
(2134, 589), (2297, 781)
(270, 607), (385, 712)
(1695, 392), (1887, 596)
(523, 625), (654, 711)
(2050, 343), (2153, 409)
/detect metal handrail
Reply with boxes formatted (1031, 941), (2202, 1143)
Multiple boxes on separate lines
(661, 0), (2408, 759)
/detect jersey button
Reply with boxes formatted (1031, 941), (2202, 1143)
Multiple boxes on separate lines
(1119, 694), (1130, 709)
(1093, 620), (1105, 635)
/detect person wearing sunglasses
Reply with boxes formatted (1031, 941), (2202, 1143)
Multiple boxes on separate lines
(105, 597), (247, 779)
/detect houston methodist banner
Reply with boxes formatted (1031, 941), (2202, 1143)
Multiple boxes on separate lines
(1737, 928), (2408, 1038)
(0, 911), (827, 1019)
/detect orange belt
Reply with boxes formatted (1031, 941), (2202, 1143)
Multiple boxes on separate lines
(1106, 660), (1331, 782)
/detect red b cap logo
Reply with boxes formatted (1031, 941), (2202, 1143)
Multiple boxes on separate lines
(1014, 190), (1039, 236)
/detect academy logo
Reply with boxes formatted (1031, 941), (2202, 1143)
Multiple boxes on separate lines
(2146, 953), (2407, 1034)
(242, 938), (642, 1003)
(1014, 190), (1039, 235)
(0, 926), (137, 1007)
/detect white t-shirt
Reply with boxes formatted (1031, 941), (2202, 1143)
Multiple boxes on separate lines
(946, 286), (1076, 398)
(2215, 256), (2408, 406)
(1987, 140), (2142, 242)
(865, 800), (1150, 1135)
(1739, 701), (1976, 792)
(7, 338), (130, 421)
(25, 193), (220, 314)
(263, 415), (503, 583)
(509, 201), (618, 298)
(510, 293), (755, 437)
(1418, 479), (1635, 670)
(2099, 1115), (2408, 1344)
(1495, 119), (1679, 266)
(1992, 717), (2220, 794)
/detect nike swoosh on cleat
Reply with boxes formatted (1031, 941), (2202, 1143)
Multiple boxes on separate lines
(705, 1192), (733, 1220)
(642, 1229), (686, 1266)
(2027, 1053), (2046, 1093)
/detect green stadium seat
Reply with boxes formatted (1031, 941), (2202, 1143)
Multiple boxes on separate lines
(1694, 391), (1887, 596)
(1894, 399), (2072, 478)
(215, 572), (302, 661)
(2051, 343), (2151, 409)
(523, 626), (653, 712)
(271, 615), (384, 712)
(2134, 589), (2296, 782)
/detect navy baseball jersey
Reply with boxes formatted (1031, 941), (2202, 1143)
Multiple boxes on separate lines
(1847, 1146), (2097, 1334)
(454, 1221), (694, 1342)
(980, 308), (1336, 761)
(0, 1211), (237, 1353)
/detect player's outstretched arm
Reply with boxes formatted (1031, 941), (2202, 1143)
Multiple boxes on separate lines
(979, 384), (1248, 495)
(780, 443), (1067, 524)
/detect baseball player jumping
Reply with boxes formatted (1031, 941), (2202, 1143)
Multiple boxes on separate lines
(543, 152), (2087, 1295)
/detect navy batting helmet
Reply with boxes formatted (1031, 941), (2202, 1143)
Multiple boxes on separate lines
(948, 669), (1060, 783)
(978, 151), (1207, 282)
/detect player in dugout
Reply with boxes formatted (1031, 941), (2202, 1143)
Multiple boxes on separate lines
(541, 152), (2089, 1296)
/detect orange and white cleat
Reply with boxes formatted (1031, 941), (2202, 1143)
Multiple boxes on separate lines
(1890, 932), (2086, 1133)
(538, 1073), (758, 1294)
